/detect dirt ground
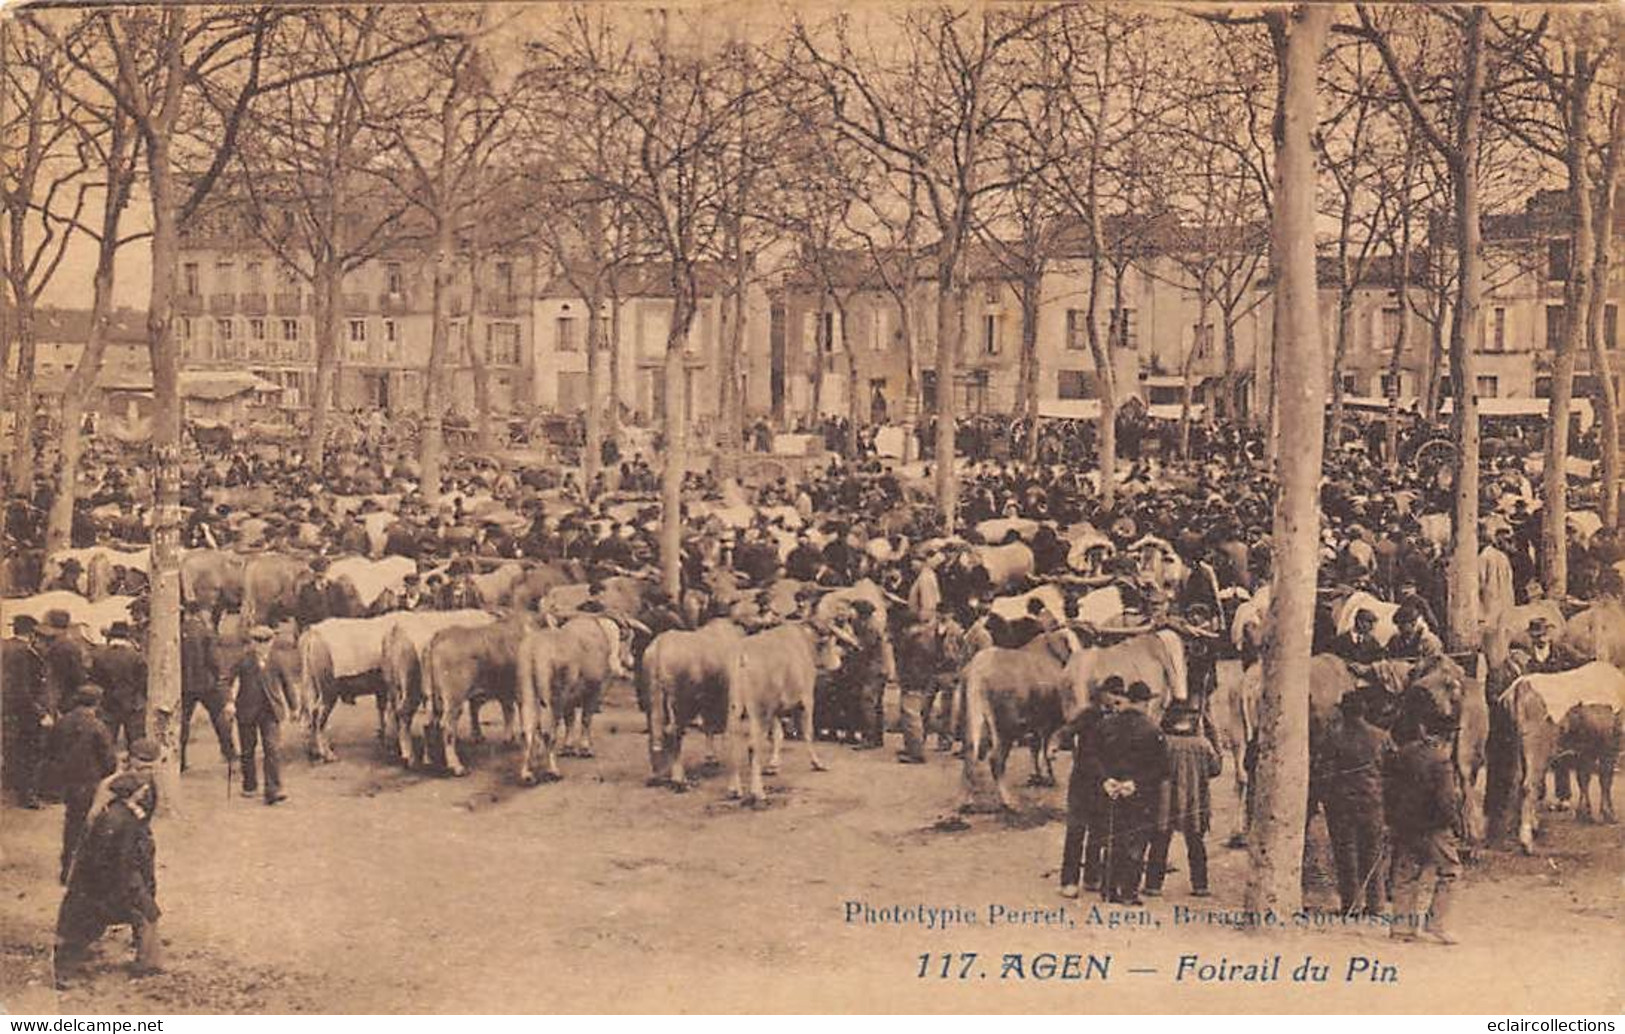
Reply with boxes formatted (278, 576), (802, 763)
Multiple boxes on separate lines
(3, 686), (1622, 1015)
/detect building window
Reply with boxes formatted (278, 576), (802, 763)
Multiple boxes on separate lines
(1488, 307), (1506, 353)
(249, 318), (265, 340)
(1065, 309), (1087, 351)
(982, 314), (999, 355)
(487, 322), (521, 366)
(386, 262), (404, 295)
(244, 261), (263, 292)
(178, 317), (193, 341)
(348, 318), (367, 343)
(1547, 239), (1571, 281)
(556, 315), (578, 353)
(1380, 372), (1401, 398)
(1476, 375), (1499, 398)
(1546, 305), (1566, 349)
(381, 319), (399, 362)
(278, 264), (300, 290)
(1109, 307), (1137, 349)
(1192, 323), (1214, 360)
(1057, 369), (1091, 400)
(281, 318), (299, 342)
(214, 261), (234, 294)
(216, 318), (235, 342)
(1339, 373), (1357, 396)
(183, 262), (200, 296)
(1607, 303), (1618, 350)
(495, 261), (515, 300)
(817, 312), (835, 354)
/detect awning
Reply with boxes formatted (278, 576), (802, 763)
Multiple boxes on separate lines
(1439, 396), (1595, 432)
(1147, 403), (1206, 420)
(1342, 396), (1419, 413)
(1038, 399), (1102, 420)
(1142, 374), (1212, 389)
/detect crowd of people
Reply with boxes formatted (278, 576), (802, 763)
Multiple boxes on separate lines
(2, 400), (1621, 979)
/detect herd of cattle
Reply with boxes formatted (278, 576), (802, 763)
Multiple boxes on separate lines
(3, 479), (1624, 862)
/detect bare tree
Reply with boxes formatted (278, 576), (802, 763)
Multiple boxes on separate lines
(1, 21), (91, 498)
(1353, 4), (1491, 651)
(795, 7), (1056, 530)
(1249, 2), (1333, 918)
(40, 16), (144, 555)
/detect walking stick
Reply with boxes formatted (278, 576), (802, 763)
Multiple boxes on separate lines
(1101, 794), (1116, 903)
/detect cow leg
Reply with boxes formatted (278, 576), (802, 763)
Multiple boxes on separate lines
(747, 710), (767, 802)
(804, 692), (826, 773)
(1227, 744), (1250, 848)
(1027, 739), (1046, 787)
(726, 707), (749, 800)
(311, 694), (340, 763)
(1599, 758), (1616, 824)
(763, 714), (783, 777)
(1574, 757), (1595, 824)
(703, 730), (719, 766)
(992, 738), (1018, 812)
(373, 692), (388, 745)
(468, 699), (485, 743)
(552, 715), (571, 760)
(396, 693), (417, 768)
(500, 699), (518, 747)
(575, 696), (596, 759)
(443, 702), (468, 777)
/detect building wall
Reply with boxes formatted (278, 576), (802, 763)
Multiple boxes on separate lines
(175, 242), (539, 417)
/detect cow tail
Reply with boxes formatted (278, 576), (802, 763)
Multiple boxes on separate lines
(296, 631), (318, 729)
(420, 640), (440, 733)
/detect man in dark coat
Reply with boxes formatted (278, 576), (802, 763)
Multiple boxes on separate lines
(896, 608), (960, 763)
(1094, 680), (1169, 904)
(38, 609), (89, 719)
(2, 615), (48, 807)
(1143, 703), (1221, 897)
(179, 600), (233, 771)
(54, 771), (161, 985)
(225, 625), (295, 805)
(1332, 608), (1386, 666)
(46, 684), (117, 885)
(1320, 693), (1395, 916)
(1523, 617), (1583, 675)
(90, 622), (147, 749)
(1384, 711), (1463, 944)
(1060, 677), (1122, 897)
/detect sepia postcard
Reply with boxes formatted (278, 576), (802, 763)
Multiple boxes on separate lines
(1, 0), (1622, 1017)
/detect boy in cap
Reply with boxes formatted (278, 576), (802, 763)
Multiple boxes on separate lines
(54, 771), (162, 985)
(47, 684), (117, 884)
(225, 626), (295, 805)
(1143, 702), (1221, 898)
(1384, 710), (1464, 944)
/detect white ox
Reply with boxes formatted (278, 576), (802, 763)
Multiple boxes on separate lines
(1, 591), (137, 645)
(328, 555), (417, 610)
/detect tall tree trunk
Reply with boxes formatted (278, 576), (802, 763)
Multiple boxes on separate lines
(608, 288), (623, 437)
(46, 267), (117, 556)
(467, 253), (497, 454)
(1444, 10), (1487, 651)
(1086, 224), (1116, 509)
(309, 259), (342, 470)
(1021, 276), (1041, 464)
(583, 283), (605, 496)
(1327, 287), (1354, 449)
(7, 301), (38, 498)
(1589, 91), (1623, 529)
(142, 47), (186, 812)
(933, 273), (961, 531)
(1541, 51), (1594, 599)
(1248, 2), (1329, 920)
(1386, 189), (1414, 473)
(1180, 290), (1209, 460)
(660, 291), (694, 599)
(839, 302), (860, 457)
(897, 290), (917, 418)
(420, 211), (454, 507)
(717, 242), (747, 481)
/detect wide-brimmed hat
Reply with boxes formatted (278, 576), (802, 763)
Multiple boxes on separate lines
(104, 621), (134, 641)
(1126, 681), (1154, 703)
(40, 609), (72, 635)
(74, 683), (104, 706)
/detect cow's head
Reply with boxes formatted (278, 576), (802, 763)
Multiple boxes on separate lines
(809, 617), (859, 672)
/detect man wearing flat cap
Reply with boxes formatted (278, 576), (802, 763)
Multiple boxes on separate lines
(225, 626), (295, 805)
(46, 684), (117, 885)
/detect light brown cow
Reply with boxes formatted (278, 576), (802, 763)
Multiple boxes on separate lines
(725, 622), (849, 802)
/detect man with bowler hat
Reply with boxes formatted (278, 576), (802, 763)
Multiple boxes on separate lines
(224, 625), (294, 805)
